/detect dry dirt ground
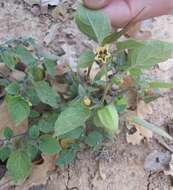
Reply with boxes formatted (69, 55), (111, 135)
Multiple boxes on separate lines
(1, 1), (173, 190)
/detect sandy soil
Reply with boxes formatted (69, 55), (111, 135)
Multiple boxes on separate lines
(0, 1), (173, 190)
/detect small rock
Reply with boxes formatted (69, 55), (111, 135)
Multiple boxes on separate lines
(31, 4), (41, 16)
(144, 150), (171, 172)
(158, 59), (173, 71)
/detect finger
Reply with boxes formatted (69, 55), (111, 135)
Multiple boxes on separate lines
(83, 0), (112, 9)
(103, 0), (132, 27)
(102, 0), (173, 28)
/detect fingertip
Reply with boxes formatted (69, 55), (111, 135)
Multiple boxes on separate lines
(83, 0), (112, 9)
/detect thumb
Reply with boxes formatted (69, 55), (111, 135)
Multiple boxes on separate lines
(83, 0), (112, 9)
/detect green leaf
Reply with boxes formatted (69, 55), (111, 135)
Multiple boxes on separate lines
(28, 125), (40, 139)
(56, 144), (80, 167)
(39, 135), (61, 154)
(116, 39), (144, 51)
(129, 40), (173, 72)
(6, 95), (30, 125)
(26, 86), (40, 106)
(3, 127), (14, 139)
(95, 104), (119, 134)
(0, 50), (17, 69)
(15, 45), (37, 66)
(133, 117), (172, 140)
(115, 97), (128, 113)
(29, 110), (40, 118)
(55, 102), (90, 137)
(59, 127), (84, 140)
(78, 51), (95, 68)
(84, 131), (103, 147)
(149, 82), (173, 89)
(5, 83), (20, 95)
(102, 31), (120, 45)
(0, 146), (11, 162)
(27, 66), (44, 81)
(75, 5), (111, 43)
(34, 81), (59, 108)
(25, 143), (38, 161)
(44, 58), (56, 77)
(7, 150), (32, 182)
(78, 84), (86, 97)
(38, 112), (58, 133)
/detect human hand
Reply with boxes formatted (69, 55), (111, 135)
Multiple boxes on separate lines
(83, 0), (173, 27)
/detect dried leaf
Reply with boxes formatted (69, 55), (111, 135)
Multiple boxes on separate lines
(60, 138), (75, 149)
(52, 81), (68, 94)
(137, 100), (153, 118)
(126, 130), (143, 145)
(17, 154), (56, 190)
(0, 102), (27, 137)
(56, 63), (69, 76)
(136, 100), (153, 140)
(9, 70), (26, 82)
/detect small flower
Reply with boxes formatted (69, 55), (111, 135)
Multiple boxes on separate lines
(95, 46), (111, 64)
(83, 96), (92, 106)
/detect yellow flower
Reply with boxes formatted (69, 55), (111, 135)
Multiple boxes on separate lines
(83, 96), (92, 106)
(95, 46), (111, 64)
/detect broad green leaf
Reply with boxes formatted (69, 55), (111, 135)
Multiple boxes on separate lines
(59, 127), (84, 140)
(34, 81), (59, 108)
(7, 150), (32, 182)
(28, 125), (40, 139)
(26, 86), (40, 106)
(84, 131), (103, 147)
(115, 97), (128, 113)
(29, 110), (40, 118)
(94, 65), (107, 81)
(95, 104), (119, 134)
(129, 40), (173, 72)
(115, 52), (129, 71)
(55, 102), (90, 137)
(0, 146), (11, 162)
(116, 39), (144, 51)
(15, 45), (37, 66)
(0, 50), (17, 69)
(38, 112), (58, 133)
(149, 82), (173, 89)
(75, 5), (111, 43)
(39, 135), (61, 154)
(44, 58), (56, 77)
(133, 117), (172, 140)
(56, 144), (80, 167)
(27, 66), (44, 81)
(6, 95), (30, 125)
(102, 31), (120, 46)
(25, 143), (38, 161)
(78, 84), (86, 97)
(3, 127), (14, 139)
(78, 51), (95, 68)
(5, 83), (20, 95)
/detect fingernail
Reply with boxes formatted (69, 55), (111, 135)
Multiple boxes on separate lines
(84, 0), (109, 9)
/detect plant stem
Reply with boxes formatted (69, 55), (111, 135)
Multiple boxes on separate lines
(0, 132), (27, 145)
